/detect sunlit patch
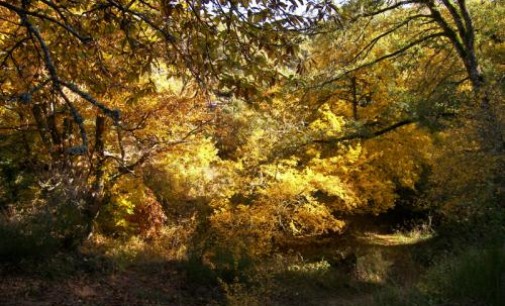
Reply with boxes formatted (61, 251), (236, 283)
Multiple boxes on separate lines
(358, 228), (434, 247)
(287, 259), (331, 275)
(355, 250), (393, 284)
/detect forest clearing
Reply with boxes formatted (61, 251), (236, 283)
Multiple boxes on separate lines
(1, 0), (504, 305)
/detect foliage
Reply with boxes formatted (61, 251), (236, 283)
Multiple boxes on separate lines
(418, 247), (505, 306)
(97, 176), (167, 238)
(0, 217), (60, 261)
(1, 1), (505, 304)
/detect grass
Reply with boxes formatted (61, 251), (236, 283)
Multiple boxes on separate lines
(419, 246), (505, 306)
(2, 217), (503, 306)
(358, 224), (434, 247)
(79, 223), (194, 270)
(368, 245), (505, 306)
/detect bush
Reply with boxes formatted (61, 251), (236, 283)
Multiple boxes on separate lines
(0, 219), (60, 262)
(96, 177), (167, 239)
(420, 247), (505, 306)
(183, 254), (219, 286)
(0, 177), (88, 262)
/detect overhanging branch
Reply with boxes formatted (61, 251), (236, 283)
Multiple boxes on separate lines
(318, 32), (445, 88)
(313, 118), (417, 144)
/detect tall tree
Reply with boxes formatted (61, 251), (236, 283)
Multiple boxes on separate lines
(316, 0), (503, 151)
(0, 0), (325, 239)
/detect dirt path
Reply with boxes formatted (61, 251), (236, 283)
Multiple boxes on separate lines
(0, 228), (433, 306)
(0, 263), (224, 306)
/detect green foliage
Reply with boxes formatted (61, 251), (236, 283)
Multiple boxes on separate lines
(0, 218), (60, 262)
(0, 173), (89, 261)
(369, 244), (505, 306)
(419, 247), (505, 306)
(1, 2), (505, 305)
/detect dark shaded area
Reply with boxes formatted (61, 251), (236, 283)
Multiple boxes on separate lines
(0, 254), (226, 306)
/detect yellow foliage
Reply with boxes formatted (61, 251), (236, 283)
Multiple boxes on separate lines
(149, 137), (219, 201)
(100, 176), (166, 238)
(309, 105), (346, 138)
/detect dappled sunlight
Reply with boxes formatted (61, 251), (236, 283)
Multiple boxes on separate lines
(80, 222), (196, 267)
(287, 259), (332, 275)
(357, 228), (434, 247)
(354, 250), (394, 285)
(1, 0), (505, 305)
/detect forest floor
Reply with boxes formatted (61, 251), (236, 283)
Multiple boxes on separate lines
(0, 262), (220, 305)
(0, 223), (437, 306)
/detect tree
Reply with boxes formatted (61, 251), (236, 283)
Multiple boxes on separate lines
(292, 0), (505, 234)
(0, 0), (322, 240)
(310, 0), (502, 150)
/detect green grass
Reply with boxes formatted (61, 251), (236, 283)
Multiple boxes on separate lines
(419, 246), (505, 306)
(369, 245), (505, 306)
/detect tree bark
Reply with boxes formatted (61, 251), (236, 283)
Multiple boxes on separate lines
(31, 103), (51, 150)
(83, 115), (107, 239)
(426, 0), (504, 152)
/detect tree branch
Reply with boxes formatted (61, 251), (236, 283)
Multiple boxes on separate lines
(318, 32), (445, 88)
(425, 1), (467, 61)
(106, 0), (175, 42)
(313, 118), (417, 144)
(0, 36), (30, 69)
(59, 80), (120, 122)
(359, 0), (422, 18)
(440, 0), (467, 39)
(351, 13), (432, 62)
(0, 1), (91, 42)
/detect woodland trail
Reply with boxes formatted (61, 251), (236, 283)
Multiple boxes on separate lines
(0, 227), (432, 306)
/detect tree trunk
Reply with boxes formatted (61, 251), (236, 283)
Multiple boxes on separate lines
(83, 115), (107, 239)
(351, 77), (359, 121)
(427, 0), (504, 153)
(31, 104), (51, 150)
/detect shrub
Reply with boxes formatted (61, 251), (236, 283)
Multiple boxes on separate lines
(419, 247), (505, 306)
(355, 249), (394, 284)
(97, 176), (167, 238)
(0, 179), (88, 261)
(0, 218), (60, 262)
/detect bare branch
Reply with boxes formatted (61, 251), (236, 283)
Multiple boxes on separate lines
(0, 36), (29, 69)
(20, 11), (59, 80)
(59, 88), (88, 151)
